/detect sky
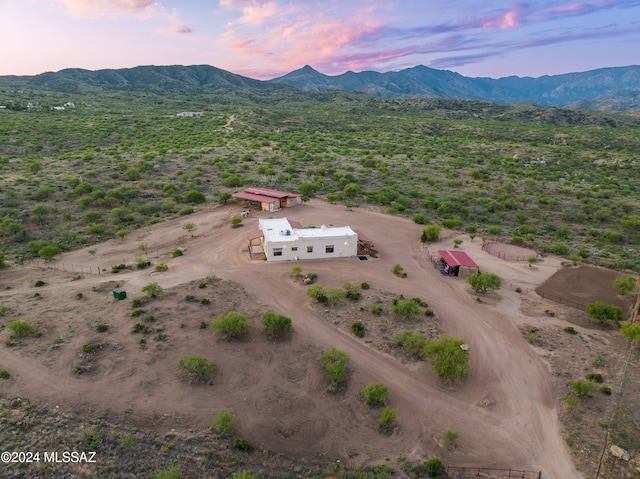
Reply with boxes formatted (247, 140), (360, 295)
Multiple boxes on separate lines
(1, 0), (639, 80)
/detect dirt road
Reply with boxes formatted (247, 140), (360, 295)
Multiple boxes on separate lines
(2, 200), (581, 478)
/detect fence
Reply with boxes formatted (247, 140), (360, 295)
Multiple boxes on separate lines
(446, 466), (541, 479)
(20, 256), (163, 276)
(482, 238), (541, 262)
(535, 289), (587, 311)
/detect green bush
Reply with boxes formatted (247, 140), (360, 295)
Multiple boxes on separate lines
(8, 320), (35, 338)
(96, 324), (109, 333)
(153, 467), (181, 479)
(343, 282), (361, 301)
(131, 298), (143, 308)
(234, 438), (254, 452)
(586, 373), (604, 383)
(211, 411), (236, 437)
(307, 284), (327, 303)
(0, 370), (10, 379)
(261, 311), (292, 339)
(361, 383), (389, 407)
(82, 343), (95, 353)
(569, 380), (595, 397)
(360, 282), (370, 289)
(171, 248), (184, 258)
(394, 331), (427, 358)
(391, 299), (419, 318)
(178, 356), (215, 384)
(211, 311), (250, 339)
(131, 308), (145, 317)
(424, 337), (470, 383)
(600, 386), (612, 395)
(586, 301), (623, 323)
(466, 272), (502, 293)
(141, 282), (163, 298)
(132, 323), (149, 334)
(351, 321), (365, 338)
(564, 326), (578, 335)
(155, 263), (168, 272)
(368, 303), (383, 315)
(318, 348), (350, 389)
(424, 457), (446, 478)
(34, 280), (46, 287)
(200, 297), (210, 305)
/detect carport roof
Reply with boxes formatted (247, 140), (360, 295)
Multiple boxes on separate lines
(234, 188), (301, 203)
(438, 250), (479, 268)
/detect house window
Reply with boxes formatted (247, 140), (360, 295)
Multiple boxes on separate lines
(273, 248), (283, 257)
(291, 247), (298, 252)
(325, 245), (335, 253)
(307, 246), (314, 253)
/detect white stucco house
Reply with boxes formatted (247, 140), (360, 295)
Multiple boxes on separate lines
(253, 218), (359, 261)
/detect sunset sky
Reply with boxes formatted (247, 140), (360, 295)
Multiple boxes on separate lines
(2, 0), (639, 80)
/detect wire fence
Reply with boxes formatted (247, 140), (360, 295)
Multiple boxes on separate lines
(482, 239), (541, 262)
(535, 289), (587, 311)
(446, 466), (542, 479)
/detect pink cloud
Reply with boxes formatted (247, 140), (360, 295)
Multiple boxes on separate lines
(54, 0), (155, 18)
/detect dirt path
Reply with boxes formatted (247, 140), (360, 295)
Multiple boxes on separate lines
(1, 200), (581, 478)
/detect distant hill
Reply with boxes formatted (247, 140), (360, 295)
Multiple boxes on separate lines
(2, 64), (639, 111)
(270, 65), (640, 111)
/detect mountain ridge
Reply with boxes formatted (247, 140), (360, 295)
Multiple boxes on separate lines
(1, 63), (639, 111)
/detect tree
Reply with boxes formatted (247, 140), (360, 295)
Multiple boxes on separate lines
(218, 192), (232, 204)
(620, 323), (640, 343)
(424, 337), (470, 384)
(141, 282), (163, 298)
(0, 218), (27, 240)
(569, 380), (594, 397)
(423, 458), (446, 478)
(30, 203), (50, 224)
(613, 277), (637, 295)
(116, 230), (128, 241)
(211, 311), (249, 339)
(391, 299), (420, 319)
(379, 406), (398, 435)
(261, 311), (292, 339)
(182, 222), (196, 237)
(211, 411), (236, 437)
(38, 245), (62, 261)
(177, 356), (215, 383)
(183, 190), (206, 204)
(466, 272), (502, 293)
(361, 383), (389, 407)
(318, 348), (350, 388)
(586, 301), (623, 323)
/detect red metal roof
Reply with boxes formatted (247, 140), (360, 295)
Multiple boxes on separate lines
(234, 191), (280, 203)
(438, 250), (479, 269)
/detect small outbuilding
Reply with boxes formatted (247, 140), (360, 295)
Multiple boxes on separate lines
(437, 250), (480, 277)
(234, 188), (301, 212)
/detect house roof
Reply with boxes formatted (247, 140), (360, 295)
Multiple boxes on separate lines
(352, 228), (372, 243)
(438, 250), (479, 269)
(234, 187), (301, 203)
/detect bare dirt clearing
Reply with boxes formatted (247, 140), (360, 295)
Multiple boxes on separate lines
(1, 200), (637, 478)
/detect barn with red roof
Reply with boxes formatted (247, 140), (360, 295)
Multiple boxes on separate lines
(437, 250), (480, 277)
(233, 187), (301, 212)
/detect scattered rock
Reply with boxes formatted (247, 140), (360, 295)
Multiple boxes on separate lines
(610, 445), (631, 461)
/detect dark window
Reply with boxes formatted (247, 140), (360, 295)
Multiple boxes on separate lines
(273, 248), (283, 257)
(307, 246), (313, 253)
(325, 245), (334, 253)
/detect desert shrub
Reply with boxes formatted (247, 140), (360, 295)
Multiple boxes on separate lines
(230, 473), (256, 479)
(564, 326), (578, 335)
(441, 430), (459, 449)
(326, 287), (347, 306)
(307, 284), (327, 303)
(145, 314), (155, 322)
(592, 354), (605, 367)
(392, 263), (405, 275)
(198, 282), (206, 288)
(171, 248), (184, 258)
(600, 386), (612, 395)
(368, 303), (383, 315)
(82, 343), (95, 353)
(424, 457), (446, 478)
(199, 321), (207, 329)
(131, 309), (145, 317)
(0, 305), (10, 316)
(586, 373), (604, 383)
(621, 323), (640, 343)
(131, 298), (143, 308)
(351, 321), (365, 338)
(200, 298), (210, 305)
(361, 383), (389, 407)
(319, 348), (350, 389)
(424, 337), (470, 383)
(120, 434), (138, 450)
(141, 282), (163, 298)
(34, 280), (46, 287)
(132, 323), (149, 334)
(360, 281), (370, 289)
(424, 308), (435, 317)
(211, 411), (236, 437)
(421, 224), (441, 242)
(261, 311), (292, 339)
(569, 380), (595, 397)
(0, 370), (10, 379)
(111, 263), (127, 274)
(185, 294), (196, 302)
(291, 265), (303, 276)
(153, 467), (181, 479)
(234, 438), (254, 452)
(177, 356), (215, 383)
(155, 263), (168, 272)
(378, 406), (398, 435)
(8, 320), (35, 338)
(394, 331), (427, 358)
(96, 324), (109, 332)
(586, 301), (623, 323)
(211, 311), (250, 339)
(613, 276), (637, 295)
(391, 299), (419, 319)
(343, 282), (361, 301)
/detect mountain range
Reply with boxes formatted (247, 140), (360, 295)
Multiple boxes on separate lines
(1, 64), (639, 111)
